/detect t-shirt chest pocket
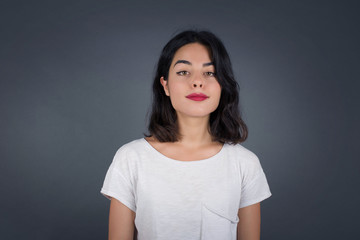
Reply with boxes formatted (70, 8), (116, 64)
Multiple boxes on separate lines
(201, 203), (239, 240)
(200, 175), (240, 240)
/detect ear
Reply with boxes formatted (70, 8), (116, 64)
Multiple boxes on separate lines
(160, 76), (170, 96)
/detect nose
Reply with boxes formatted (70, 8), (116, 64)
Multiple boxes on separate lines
(192, 82), (203, 88)
(191, 73), (204, 88)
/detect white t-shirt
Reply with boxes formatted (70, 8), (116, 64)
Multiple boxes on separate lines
(100, 138), (272, 240)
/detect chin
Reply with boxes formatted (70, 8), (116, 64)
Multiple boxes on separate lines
(176, 109), (217, 119)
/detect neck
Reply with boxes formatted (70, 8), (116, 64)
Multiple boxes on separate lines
(176, 113), (213, 147)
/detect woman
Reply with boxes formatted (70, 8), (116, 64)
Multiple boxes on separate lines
(100, 30), (272, 240)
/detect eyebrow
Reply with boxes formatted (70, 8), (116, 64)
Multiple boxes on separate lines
(173, 60), (214, 67)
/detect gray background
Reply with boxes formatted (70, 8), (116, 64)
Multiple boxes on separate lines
(1, 0), (359, 239)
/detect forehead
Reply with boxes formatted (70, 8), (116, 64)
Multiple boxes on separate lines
(171, 43), (212, 66)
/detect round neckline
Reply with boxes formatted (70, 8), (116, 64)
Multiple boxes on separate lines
(141, 138), (227, 164)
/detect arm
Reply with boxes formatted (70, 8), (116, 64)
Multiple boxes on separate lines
(237, 202), (261, 240)
(108, 198), (136, 240)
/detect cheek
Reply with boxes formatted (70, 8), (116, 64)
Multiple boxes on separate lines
(167, 82), (185, 105)
(168, 81), (185, 95)
(211, 84), (222, 108)
(211, 82), (222, 97)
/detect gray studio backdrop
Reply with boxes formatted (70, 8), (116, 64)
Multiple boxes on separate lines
(1, 0), (359, 239)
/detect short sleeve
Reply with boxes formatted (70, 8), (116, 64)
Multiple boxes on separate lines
(239, 154), (272, 209)
(100, 147), (136, 212)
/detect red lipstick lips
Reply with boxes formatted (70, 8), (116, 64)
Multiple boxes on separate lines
(186, 93), (209, 101)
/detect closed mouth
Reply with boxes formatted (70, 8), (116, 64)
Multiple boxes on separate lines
(186, 93), (209, 101)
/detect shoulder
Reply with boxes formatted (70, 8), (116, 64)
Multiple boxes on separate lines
(111, 138), (146, 167)
(115, 138), (145, 154)
(225, 143), (262, 168)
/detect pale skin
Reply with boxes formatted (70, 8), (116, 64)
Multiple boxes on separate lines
(107, 43), (261, 240)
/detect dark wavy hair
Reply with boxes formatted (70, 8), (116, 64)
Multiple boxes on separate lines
(145, 30), (248, 144)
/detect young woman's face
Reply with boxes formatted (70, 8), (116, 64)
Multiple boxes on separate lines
(160, 43), (222, 119)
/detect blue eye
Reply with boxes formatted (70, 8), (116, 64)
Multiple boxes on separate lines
(176, 71), (189, 76)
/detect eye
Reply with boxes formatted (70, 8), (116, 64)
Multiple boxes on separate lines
(176, 71), (189, 76)
(204, 72), (216, 77)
